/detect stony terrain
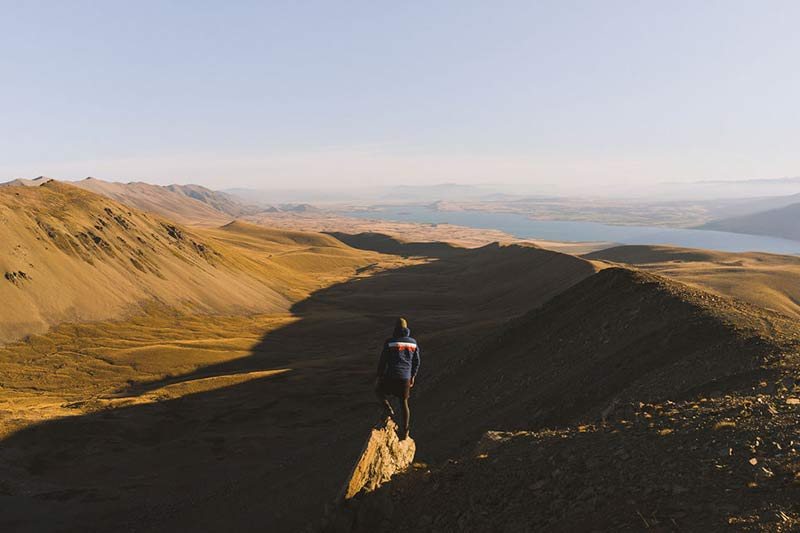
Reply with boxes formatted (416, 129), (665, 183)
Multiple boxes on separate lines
(342, 390), (800, 531)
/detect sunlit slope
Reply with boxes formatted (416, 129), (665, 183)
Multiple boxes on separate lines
(0, 182), (380, 343)
(586, 245), (800, 319)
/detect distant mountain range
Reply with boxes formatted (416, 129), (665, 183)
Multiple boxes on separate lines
(0, 177), (319, 225)
(686, 176), (800, 185)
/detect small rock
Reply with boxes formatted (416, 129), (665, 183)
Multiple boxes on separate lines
(529, 480), (546, 491)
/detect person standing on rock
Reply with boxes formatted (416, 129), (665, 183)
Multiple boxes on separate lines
(375, 317), (420, 440)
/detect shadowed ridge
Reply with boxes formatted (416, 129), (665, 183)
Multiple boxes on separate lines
(328, 268), (800, 532)
(325, 231), (466, 258)
(412, 266), (800, 460)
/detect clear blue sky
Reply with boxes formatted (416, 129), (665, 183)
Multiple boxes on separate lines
(2, 1), (799, 190)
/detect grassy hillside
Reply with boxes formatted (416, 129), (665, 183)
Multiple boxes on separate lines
(0, 182), (383, 343)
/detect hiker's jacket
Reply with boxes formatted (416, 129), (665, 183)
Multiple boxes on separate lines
(377, 327), (420, 380)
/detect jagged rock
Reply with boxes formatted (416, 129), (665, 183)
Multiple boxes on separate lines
(341, 418), (415, 500)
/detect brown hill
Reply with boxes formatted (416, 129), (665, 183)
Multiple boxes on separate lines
(586, 245), (800, 319)
(0, 182), (379, 344)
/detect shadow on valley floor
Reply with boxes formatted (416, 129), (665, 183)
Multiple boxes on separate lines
(0, 236), (597, 532)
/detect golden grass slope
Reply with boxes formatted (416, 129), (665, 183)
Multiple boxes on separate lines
(586, 244), (800, 319)
(0, 182), (384, 344)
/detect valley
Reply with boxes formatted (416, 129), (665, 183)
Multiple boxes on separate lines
(2, 179), (800, 531)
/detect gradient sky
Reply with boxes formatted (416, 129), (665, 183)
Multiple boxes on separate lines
(2, 1), (799, 190)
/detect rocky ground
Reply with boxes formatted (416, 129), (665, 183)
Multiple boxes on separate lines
(332, 378), (800, 532)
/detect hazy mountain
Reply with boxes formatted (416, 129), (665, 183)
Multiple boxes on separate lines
(653, 176), (800, 200)
(700, 201), (800, 241)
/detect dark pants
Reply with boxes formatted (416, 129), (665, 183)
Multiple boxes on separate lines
(375, 377), (411, 438)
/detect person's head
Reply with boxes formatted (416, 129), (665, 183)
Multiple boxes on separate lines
(393, 317), (409, 337)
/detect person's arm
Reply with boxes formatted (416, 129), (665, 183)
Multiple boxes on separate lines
(376, 341), (389, 378)
(410, 345), (420, 386)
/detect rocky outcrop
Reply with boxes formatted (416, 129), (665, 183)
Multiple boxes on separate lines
(341, 418), (415, 500)
(315, 418), (415, 532)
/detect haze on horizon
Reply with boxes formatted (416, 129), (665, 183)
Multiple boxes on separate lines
(2, 1), (799, 193)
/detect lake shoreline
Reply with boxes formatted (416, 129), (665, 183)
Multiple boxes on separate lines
(343, 206), (800, 255)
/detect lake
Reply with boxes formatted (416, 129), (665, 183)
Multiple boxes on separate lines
(345, 205), (800, 255)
